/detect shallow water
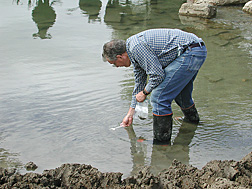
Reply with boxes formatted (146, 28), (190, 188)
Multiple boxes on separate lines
(0, 0), (251, 177)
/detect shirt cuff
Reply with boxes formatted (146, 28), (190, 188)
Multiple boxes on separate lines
(130, 96), (137, 109)
(145, 84), (152, 94)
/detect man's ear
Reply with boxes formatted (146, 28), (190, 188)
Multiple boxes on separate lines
(116, 54), (122, 59)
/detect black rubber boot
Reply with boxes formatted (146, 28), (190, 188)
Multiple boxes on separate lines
(181, 105), (200, 124)
(153, 115), (173, 144)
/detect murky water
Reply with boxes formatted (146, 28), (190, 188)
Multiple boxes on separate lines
(0, 0), (251, 177)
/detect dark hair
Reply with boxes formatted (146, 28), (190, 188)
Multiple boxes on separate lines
(102, 39), (126, 61)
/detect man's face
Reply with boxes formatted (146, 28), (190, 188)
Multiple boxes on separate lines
(107, 52), (131, 67)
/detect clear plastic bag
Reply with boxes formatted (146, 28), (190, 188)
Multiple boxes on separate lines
(135, 100), (148, 120)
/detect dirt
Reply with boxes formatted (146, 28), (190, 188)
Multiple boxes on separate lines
(0, 152), (252, 188)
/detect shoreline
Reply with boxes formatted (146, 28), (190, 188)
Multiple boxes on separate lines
(1, 151), (251, 188)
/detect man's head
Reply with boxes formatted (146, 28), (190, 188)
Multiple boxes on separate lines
(102, 39), (131, 67)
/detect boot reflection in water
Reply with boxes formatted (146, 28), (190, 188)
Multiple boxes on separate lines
(124, 122), (198, 176)
(151, 121), (198, 175)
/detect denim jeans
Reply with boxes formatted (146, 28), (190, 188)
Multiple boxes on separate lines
(151, 45), (207, 116)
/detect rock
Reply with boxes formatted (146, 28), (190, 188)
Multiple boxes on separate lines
(218, 32), (240, 41)
(208, 177), (245, 189)
(195, 0), (249, 6)
(243, 0), (252, 14)
(187, 0), (195, 3)
(179, 2), (217, 19)
(24, 161), (38, 171)
(123, 167), (160, 188)
(0, 152), (252, 188)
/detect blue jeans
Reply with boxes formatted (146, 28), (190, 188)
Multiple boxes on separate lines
(151, 45), (207, 116)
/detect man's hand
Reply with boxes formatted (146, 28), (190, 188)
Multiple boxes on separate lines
(121, 107), (135, 127)
(136, 91), (147, 102)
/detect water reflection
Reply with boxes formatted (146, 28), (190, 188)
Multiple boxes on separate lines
(125, 121), (198, 175)
(104, 0), (132, 27)
(26, 0), (181, 40)
(32, 0), (56, 39)
(104, 0), (182, 39)
(151, 121), (198, 175)
(125, 125), (146, 175)
(79, 0), (102, 23)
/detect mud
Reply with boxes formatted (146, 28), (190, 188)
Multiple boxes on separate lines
(1, 152), (252, 188)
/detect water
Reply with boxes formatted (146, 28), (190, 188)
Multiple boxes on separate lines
(0, 0), (251, 178)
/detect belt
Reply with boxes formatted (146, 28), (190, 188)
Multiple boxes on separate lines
(182, 42), (205, 54)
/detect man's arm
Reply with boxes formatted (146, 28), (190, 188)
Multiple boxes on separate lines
(130, 65), (147, 108)
(121, 107), (135, 127)
(133, 43), (165, 93)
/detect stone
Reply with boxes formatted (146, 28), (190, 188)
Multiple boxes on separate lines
(179, 2), (217, 19)
(243, 0), (252, 14)
(187, 0), (195, 3)
(25, 161), (38, 171)
(195, 0), (249, 6)
(1, 152), (252, 188)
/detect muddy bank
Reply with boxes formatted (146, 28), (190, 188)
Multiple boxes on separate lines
(1, 152), (252, 188)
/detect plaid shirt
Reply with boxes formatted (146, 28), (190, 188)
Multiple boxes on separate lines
(126, 29), (203, 108)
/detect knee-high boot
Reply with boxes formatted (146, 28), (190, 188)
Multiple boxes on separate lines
(153, 115), (173, 143)
(181, 105), (200, 124)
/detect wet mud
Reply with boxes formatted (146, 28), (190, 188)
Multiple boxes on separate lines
(1, 152), (252, 188)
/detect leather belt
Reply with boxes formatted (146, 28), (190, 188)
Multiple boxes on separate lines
(182, 42), (205, 54)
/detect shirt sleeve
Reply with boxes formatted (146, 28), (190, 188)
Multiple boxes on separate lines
(129, 42), (166, 108)
(130, 63), (147, 108)
(134, 42), (165, 92)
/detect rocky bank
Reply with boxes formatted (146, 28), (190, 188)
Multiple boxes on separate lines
(1, 152), (252, 188)
(243, 0), (252, 14)
(179, 0), (252, 18)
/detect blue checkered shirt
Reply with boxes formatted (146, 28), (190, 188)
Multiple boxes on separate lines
(126, 28), (203, 108)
